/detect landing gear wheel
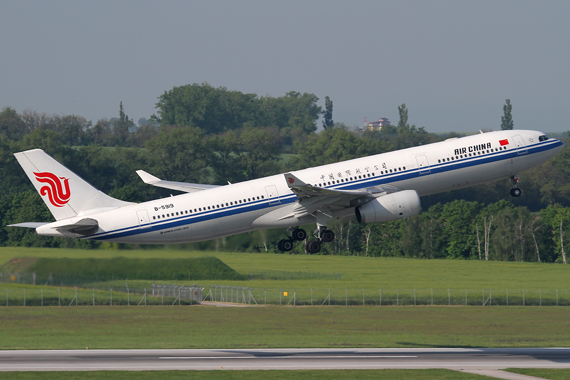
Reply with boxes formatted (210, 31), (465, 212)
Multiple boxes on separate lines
(321, 229), (335, 243)
(305, 240), (322, 254)
(291, 228), (307, 241)
(278, 239), (294, 252)
(510, 188), (522, 197)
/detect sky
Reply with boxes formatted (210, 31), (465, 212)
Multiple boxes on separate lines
(1, 0), (569, 133)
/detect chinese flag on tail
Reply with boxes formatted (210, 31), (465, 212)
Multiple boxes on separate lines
(499, 139), (509, 146)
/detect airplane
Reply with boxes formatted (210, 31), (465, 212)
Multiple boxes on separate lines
(8, 129), (563, 254)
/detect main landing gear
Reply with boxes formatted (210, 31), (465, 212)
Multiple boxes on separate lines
(277, 226), (335, 254)
(510, 175), (522, 197)
(304, 226), (335, 254)
(277, 227), (307, 253)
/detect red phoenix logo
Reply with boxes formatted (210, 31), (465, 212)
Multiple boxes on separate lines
(34, 172), (71, 207)
(287, 177), (295, 184)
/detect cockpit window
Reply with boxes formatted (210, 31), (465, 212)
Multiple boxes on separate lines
(539, 135), (550, 142)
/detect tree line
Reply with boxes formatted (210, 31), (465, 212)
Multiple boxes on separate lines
(1, 84), (569, 262)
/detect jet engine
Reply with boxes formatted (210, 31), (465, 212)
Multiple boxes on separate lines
(355, 190), (421, 223)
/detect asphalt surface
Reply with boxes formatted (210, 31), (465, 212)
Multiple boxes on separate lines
(0, 348), (569, 372)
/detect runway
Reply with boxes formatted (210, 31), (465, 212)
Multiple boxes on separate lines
(0, 348), (569, 372)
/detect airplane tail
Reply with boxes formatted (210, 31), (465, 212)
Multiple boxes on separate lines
(14, 149), (133, 221)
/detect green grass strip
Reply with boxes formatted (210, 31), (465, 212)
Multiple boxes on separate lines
(1, 306), (569, 350)
(2, 247), (569, 290)
(506, 368), (570, 379)
(2, 256), (245, 284)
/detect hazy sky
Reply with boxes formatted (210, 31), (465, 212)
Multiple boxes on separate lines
(1, 1), (569, 133)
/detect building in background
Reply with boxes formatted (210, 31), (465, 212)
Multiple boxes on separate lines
(367, 117), (390, 131)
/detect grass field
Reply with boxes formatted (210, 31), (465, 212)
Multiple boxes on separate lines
(0, 256), (244, 285)
(0, 369), (498, 380)
(2, 247), (569, 291)
(507, 369), (570, 379)
(0, 306), (569, 350)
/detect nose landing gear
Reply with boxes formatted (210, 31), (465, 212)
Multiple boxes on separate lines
(510, 175), (522, 197)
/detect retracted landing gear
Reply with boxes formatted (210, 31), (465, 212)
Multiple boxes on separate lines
(510, 175), (522, 197)
(277, 227), (307, 253)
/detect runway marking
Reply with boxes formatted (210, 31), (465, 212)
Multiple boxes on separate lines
(159, 355), (418, 360)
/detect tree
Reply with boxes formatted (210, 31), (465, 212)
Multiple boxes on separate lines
(0, 107), (27, 140)
(501, 99), (514, 130)
(146, 126), (209, 183)
(322, 96), (334, 130)
(153, 83), (322, 138)
(236, 127), (282, 180)
(289, 125), (380, 169)
(541, 205), (570, 263)
(113, 102), (135, 146)
(397, 103), (408, 128)
(441, 200), (481, 259)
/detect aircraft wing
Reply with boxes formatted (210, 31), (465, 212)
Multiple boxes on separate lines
(283, 172), (400, 219)
(136, 170), (219, 193)
(7, 222), (49, 229)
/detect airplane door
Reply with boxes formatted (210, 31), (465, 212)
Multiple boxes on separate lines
(265, 185), (281, 205)
(136, 209), (151, 229)
(415, 154), (431, 175)
(512, 135), (528, 155)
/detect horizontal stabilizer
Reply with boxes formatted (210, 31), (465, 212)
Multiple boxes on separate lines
(136, 170), (219, 193)
(7, 222), (49, 229)
(55, 218), (99, 236)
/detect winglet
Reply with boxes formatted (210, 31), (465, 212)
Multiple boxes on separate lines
(284, 173), (307, 188)
(136, 170), (160, 184)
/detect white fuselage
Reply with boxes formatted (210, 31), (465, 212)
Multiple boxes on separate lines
(37, 130), (563, 244)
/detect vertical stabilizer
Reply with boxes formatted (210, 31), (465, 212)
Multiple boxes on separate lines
(14, 149), (133, 221)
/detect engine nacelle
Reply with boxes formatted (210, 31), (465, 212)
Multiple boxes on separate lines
(355, 190), (421, 223)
